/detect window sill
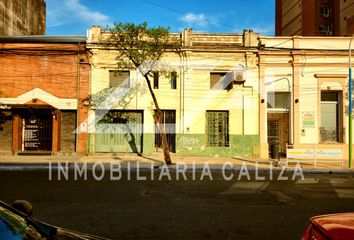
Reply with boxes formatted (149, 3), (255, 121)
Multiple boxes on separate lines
(318, 142), (343, 144)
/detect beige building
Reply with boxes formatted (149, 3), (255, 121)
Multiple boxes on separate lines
(258, 35), (354, 160)
(0, 0), (46, 36)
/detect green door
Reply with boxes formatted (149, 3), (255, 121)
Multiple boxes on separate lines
(95, 110), (143, 153)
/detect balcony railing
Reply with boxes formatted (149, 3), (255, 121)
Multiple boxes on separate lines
(319, 127), (343, 143)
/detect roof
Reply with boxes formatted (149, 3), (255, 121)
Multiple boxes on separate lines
(0, 35), (87, 43)
(310, 212), (354, 240)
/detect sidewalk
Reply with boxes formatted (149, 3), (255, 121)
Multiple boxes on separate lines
(0, 153), (353, 172)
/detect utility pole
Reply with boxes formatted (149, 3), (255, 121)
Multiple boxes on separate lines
(349, 34), (354, 168)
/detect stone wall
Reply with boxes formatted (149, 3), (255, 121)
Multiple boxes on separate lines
(0, 0), (46, 35)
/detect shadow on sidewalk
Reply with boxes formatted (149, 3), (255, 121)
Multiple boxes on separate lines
(139, 155), (164, 165)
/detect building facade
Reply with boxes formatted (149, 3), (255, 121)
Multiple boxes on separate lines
(258, 35), (353, 160)
(275, 0), (354, 36)
(0, 0), (46, 36)
(86, 27), (261, 158)
(1, 26), (352, 161)
(0, 36), (90, 155)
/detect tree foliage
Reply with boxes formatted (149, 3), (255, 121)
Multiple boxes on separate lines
(104, 22), (181, 164)
(105, 22), (180, 75)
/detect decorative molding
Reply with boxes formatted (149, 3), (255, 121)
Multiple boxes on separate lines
(0, 88), (77, 110)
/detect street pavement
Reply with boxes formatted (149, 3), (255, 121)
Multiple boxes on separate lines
(1, 154), (354, 239)
(0, 153), (352, 173)
(0, 161), (354, 239)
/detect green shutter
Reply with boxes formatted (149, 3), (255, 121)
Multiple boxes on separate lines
(95, 110), (143, 153)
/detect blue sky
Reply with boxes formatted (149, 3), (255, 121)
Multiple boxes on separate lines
(46, 0), (275, 36)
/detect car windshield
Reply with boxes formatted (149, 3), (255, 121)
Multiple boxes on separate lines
(0, 207), (42, 240)
(0, 218), (23, 240)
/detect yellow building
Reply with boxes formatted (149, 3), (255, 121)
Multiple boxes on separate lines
(86, 27), (261, 158)
(86, 26), (353, 161)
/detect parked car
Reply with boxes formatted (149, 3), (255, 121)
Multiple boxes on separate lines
(0, 200), (110, 240)
(302, 212), (354, 240)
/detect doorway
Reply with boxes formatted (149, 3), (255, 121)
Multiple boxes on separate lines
(267, 112), (289, 155)
(320, 92), (342, 143)
(95, 110), (143, 153)
(22, 110), (53, 152)
(154, 110), (176, 153)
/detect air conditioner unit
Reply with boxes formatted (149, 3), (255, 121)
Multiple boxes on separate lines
(233, 71), (246, 84)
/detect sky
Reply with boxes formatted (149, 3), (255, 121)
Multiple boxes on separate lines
(46, 0), (275, 36)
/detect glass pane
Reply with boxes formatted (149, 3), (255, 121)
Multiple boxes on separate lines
(210, 73), (221, 89)
(267, 92), (290, 109)
(109, 70), (130, 88)
(171, 72), (177, 89)
(0, 219), (23, 240)
(321, 92), (338, 101)
(320, 92), (339, 142)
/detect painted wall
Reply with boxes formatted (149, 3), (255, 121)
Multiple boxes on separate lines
(87, 27), (260, 157)
(259, 36), (353, 159)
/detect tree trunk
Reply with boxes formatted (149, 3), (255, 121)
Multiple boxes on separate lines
(144, 75), (172, 165)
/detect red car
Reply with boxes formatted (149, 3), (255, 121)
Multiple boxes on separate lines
(303, 213), (354, 240)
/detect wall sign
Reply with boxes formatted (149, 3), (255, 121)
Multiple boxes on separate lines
(302, 111), (316, 128)
(287, 148), (343, 159)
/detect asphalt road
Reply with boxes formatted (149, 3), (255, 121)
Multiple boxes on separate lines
(0, 167), (354, 240)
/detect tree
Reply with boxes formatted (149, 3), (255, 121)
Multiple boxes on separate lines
(104, 22), (181, 164)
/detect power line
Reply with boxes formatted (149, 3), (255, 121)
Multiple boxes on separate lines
(137, 0), (274, 34)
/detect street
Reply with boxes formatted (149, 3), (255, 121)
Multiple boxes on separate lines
(0, 167), (354, 240)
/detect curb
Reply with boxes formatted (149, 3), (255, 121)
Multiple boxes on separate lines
(0, 162), (353, 173)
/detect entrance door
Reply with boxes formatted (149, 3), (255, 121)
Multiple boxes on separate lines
(154, 110), (176, 153)
(22, 112), (53, 152)
(267, 112), (289, 154)
(95, 110), (143, 153)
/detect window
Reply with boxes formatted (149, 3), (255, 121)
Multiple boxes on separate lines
(206, 111), (229, 147)
(109, 70), (130, 88)
(210, 72), (233, 90)
(171, 72), (177, 89)
(320, 92), (342, 142)
(153, 72), (159, 89)
(267, 92), (290, 109)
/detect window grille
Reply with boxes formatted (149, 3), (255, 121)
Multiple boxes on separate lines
(206, 111), (229, 147)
